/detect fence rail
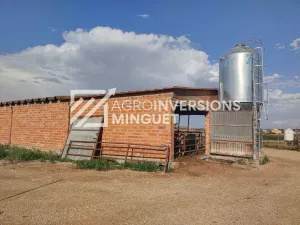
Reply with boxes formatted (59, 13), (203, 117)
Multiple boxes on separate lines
(64, 141), (170, 172)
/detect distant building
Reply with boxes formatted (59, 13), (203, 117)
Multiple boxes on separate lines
(271, 129), (282, 135)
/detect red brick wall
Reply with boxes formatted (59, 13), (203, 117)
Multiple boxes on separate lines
(10, 103), (69, 150)
(103, 93), (174, 146)
(70, 93), (174, 159)
(204, 111), (211, 154)
(0, 89), (218, 158)
(0, 107), (12, 144)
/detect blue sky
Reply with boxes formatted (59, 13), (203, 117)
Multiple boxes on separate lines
(0, 0), (299, 128)
(1, 0), (299, 75)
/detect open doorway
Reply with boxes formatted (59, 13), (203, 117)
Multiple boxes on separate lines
(174, 114), (206, 158)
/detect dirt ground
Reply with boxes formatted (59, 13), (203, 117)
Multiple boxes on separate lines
(0, 148), (300, 225)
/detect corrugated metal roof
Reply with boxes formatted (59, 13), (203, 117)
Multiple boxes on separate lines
(58, 86), (218, 101)
(0, 97), (60, 107)
(0, 86), (218, 106)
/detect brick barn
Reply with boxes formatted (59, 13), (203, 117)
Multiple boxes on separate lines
(0, 86), (218, 167)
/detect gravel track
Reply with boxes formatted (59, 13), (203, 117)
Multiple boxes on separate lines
(0, 148), (299, 225)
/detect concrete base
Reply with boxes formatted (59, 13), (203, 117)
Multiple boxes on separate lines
(209, 154), (238, 162)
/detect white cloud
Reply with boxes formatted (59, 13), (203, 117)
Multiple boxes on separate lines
(290, 37), (300, 51)
(260, 72), (300, 128)
(263, 74), (300, 128)
(264, 73), (281, 82)
(0, 26), (218, 101)
(264, 73), (300, 89)
(262, 88), (300, 129)
(0, 26), (298, 128)
(49, 27), (57, 32)
(268, 89), (300, 101)
(275, 43), (285, 49)
(136, 14), (150, 19)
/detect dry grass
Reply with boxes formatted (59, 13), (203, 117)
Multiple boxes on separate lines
(0, 144), (162, 172)
(263, 140), (300, 151)
(0, 144), (60, 162)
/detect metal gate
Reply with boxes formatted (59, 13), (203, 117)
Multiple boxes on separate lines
(174, 130), (205, 157)
(61, 117), (103, 160)
(210, 111), (253, 157)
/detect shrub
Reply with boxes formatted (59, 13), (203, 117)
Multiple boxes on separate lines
(0, 148), (8, 159)
(39, 152), (61, 162)
(260, 155), (269, 165)
(0, 144), (60, 162)
(262, 134), (284, 141)
(75, 159), (119, 171)
(75, 160), (161, 172)
(123, 161), (160, 172)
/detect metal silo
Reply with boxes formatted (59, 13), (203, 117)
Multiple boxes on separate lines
(219, 44), (263, 110)
(217, 40), (265, 160)
(284, 128), (294, 145)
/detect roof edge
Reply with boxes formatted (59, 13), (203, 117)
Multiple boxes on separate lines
(0, 86), (218, 106)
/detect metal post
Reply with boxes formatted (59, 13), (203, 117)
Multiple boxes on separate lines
(178, 114), (180, 132)
(195, 133), (198, 153)
(65, 140), (72, 159)
(252, 53), (257, 160)
(258, 47), (264, 158)
(255, 46), (264, 159)
(183, 134), (186, 156)
(258, 120), (261, 158)
(125, 144), (130, 162)
(163, 147), (170, 173)
(187, 115), (190, 132)
(91, 143), (97, 159)
(131, 147), (134, 161)
(10, 107), (13, 144)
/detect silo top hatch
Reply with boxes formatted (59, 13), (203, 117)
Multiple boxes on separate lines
(223, 44), (255, 57)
